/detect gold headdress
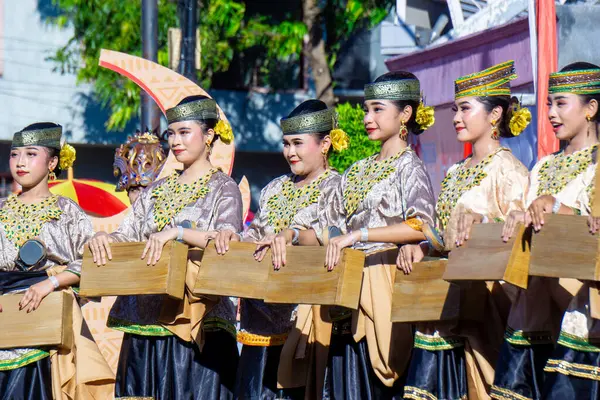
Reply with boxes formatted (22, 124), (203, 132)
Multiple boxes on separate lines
(455, 60), (517, 99)
(549, 68), (600, 95)
(114, 130), (166, 192)
(364, 78), (435, 131)
(165, 98), (233, 144)
(280, 108), (349, 152)
(12, 124), (76, 170)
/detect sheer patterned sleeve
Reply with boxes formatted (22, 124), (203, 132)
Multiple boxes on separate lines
(242, 185), (270, 242)
(110, 188), (151, 243)
(211, 179), (243, 233)
(399, 155), (436, 226)
(63, 200), (94, 275)
(310, 178), (346, 244)
(496, 159), (529, 218)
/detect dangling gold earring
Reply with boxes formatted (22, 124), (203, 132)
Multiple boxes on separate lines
(490, 120), (499, 140)
(586, 114), (593, 137)
(48, 170), (56, 181)
(399, 120), (408, 141)
(321, 148), (328, 170)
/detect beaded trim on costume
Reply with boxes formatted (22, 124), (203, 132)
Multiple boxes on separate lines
(265, 170), (331, 234)
(556, 331), (600, 352)
(0, 194), (62, 248)
(545, 358), (600, 381)
(0, 349), (49, 371)
(151, 169), (219, 231)
(413, 332), (464, 351)
(504, 327), (553, 346)
(107, 316), (173, 337)
(490, 385), (532, 400)
(237, 331), (288, 347)
(536, 144), (598, 197)
(436, 148), (508, 230)
(343, 148), (409, 217)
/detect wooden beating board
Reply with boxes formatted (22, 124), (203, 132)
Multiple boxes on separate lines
(194, 242), (366, 309)
(80, 241), (188, 299)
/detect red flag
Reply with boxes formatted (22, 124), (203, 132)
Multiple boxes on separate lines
(536, 0), (559, 159)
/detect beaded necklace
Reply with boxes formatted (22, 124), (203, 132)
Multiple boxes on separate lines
(436, 147), (508, 230)
(151, 168), (219, 231)
(342, 148), (409, 217)
(536, 144), (598, 197)
(266, 169), (331, 234)
(0, 194), (62, 248)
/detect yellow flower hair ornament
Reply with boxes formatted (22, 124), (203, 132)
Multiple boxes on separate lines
(59, 143), (76, 170)
(214, 120), (234, 144)
(509, 103), (532, 137)
(415, 102), (435, 131)
(330, 128), (349, 152)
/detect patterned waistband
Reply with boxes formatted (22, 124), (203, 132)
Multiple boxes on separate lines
(545, 358), (600, 381)
(414, 332), (464, 351)
(0, 349), (49, 371)
(237, 331), (288, 347)
(556, 331), (600, 352)
(490, 385), (533, 400)
(504, 327), (553, 346)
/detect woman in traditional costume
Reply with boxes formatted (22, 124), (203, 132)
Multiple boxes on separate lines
(397, 61), (531, 400)
(113, 129), (166, 204)
(321, 71), (437, 398)
(214, 99), (348, 399)
(88, 95), (243, 399)
(496, 62), (600, 399)
(0, 122), (114, 399)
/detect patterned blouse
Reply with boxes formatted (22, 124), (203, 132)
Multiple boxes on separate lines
(340, 147), (436, 253)
(239, 170), (342, 339)
(0, 195), (93, 371)
(108, 169), (243, 337)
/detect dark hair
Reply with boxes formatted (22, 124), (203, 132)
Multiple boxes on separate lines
(373, 71), (424, 135)
(171, 95), (219, 145)
(20, 122), (63, 177)
(560, 62), (600, 121)
(475, 96), (520, 138)
(286, 99), (331, 148)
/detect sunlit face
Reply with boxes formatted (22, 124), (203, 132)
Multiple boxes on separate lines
(363, 100), (410, 142)
(127, 186), (142, 204)
(166, 121), (212, 166)
(282, 133), (327, 176)
(547, 93), (594, 141)
(452, 97), (497, 143)
(9, 146), (57, 188)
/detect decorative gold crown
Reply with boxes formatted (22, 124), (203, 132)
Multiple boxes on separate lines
(12, 126), (62, 149)
(364, 79), (421, 101)
(549, 69), (600, 95)
(166, 98), (219, 124)
(114, 130), (166, 192)
(455, 60), (517, 99)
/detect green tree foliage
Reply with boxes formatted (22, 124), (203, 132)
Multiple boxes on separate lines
(329, 103), (380, 173)
(47, 0), (392, 130)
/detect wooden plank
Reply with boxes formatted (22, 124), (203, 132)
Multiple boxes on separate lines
(80, 241), (188, 299)
(194, 242), (366, 308)
(194, 242), (269, 299)
(265, 247), (365, 309)
(444, 223), (531, 289)
(530, 214), (599, 280)
(392, 259), (460, 322)
(0, 291), (73, 349)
